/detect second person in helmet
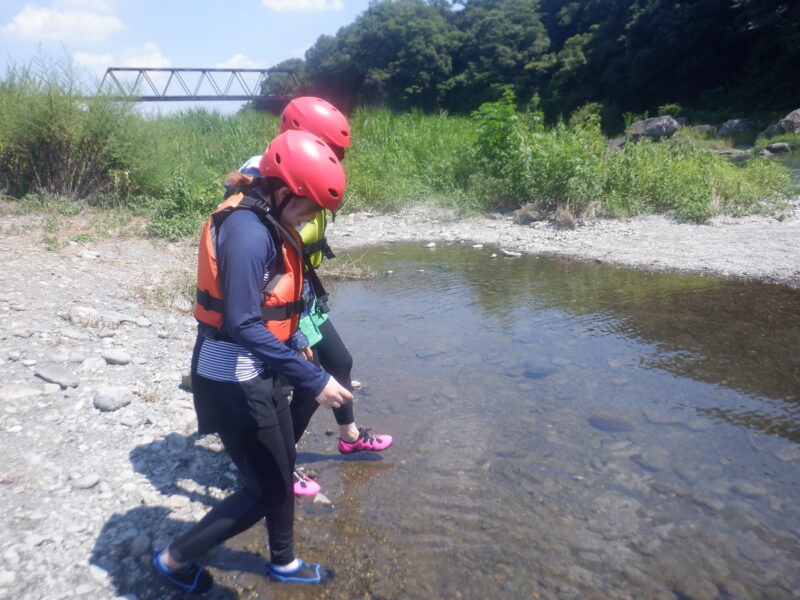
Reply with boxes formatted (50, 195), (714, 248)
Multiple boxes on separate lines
(235, 96), (393, 497)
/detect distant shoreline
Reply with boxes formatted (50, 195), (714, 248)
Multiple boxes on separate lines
(327, 202), (800, 289)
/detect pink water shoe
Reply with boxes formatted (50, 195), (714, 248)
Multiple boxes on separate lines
(338, 427), (393, 454)
(293, 470), (321, 496)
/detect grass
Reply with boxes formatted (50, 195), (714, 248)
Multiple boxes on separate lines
(0, 57), (796, 235)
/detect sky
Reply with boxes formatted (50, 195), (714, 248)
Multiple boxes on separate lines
(0, 0), (372, 113)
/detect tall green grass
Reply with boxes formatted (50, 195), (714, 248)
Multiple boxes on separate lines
(0, 59), (795, 240)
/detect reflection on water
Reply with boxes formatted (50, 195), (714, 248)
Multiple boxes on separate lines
(235, 243), (800, 599)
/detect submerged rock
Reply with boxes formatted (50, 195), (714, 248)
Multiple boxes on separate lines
(588, 413), (637, 432)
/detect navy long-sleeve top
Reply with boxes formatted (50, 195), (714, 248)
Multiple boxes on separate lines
(193, 208), (329, 397)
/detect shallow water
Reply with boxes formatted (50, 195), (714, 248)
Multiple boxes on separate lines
(224, 243), (800, 599)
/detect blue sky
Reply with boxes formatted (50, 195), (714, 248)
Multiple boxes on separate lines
(0, 0), (372, 113)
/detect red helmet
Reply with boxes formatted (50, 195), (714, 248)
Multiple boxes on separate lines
(259, 130), (346, 210)
(280, 96), (351, 154)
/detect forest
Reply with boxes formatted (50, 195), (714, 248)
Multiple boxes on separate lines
(264, 0), (800, 130)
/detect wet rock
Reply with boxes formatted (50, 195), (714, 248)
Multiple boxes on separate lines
(737, 533), (775, 562)
(588, 413), (637, 432)
(34, 363), (79, 388)
(632, 449), (671, 472)
(775, 445), (800, 461)
(674, 576), (719, 600)
(424, 242), (436, 248)
(93, 386), (134, 412)
(731, 482), (767, 498)
(685, 420), (712, 431)
(312, 493), (333, 507)
(643, 410), (686, 425)
(102, 349), (131, 365)
(691, 495), (725, 512)
(607, 358), (626, 369)
(501, 249), (522, 258)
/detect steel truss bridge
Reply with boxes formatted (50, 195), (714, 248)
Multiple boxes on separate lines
(99, 67), (299, 102)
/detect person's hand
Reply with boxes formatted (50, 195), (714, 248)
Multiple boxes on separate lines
(315, 376), (353, 409)
(299, 346), (313, 361)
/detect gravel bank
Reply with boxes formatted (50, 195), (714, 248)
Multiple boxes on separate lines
(328, 200), (800, 288)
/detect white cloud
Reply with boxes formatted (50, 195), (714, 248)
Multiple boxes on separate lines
(75, 42), (170, 91)
(119, 42), (170, 68)
(1, 3), (124, 43)
(215, 54), (262, 69)
(74, 50), (115, 74)
(261, 0), (343, 12)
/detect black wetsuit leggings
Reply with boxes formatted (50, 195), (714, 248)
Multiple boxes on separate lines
(290, 318), (355, 442)
(168, 417), (296, 566)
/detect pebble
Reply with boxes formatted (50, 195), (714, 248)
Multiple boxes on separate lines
(34, 363), (79, 388)
(424, 242), (436, 248)
(643, 410), (686, 425)
(312, 493), (334, 507)
(588, 413), (637, 432)
(731, 482), (767, 498)
(102, 349), (132, 365)
(775, 445), (800, 461)
(93, 386), (134, 412)
(72, 474), (100, 489)
(501, 248), (522, 257)
(129, 534), (151, 558)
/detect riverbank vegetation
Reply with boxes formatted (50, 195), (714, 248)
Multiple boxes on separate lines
(269, 0), (799, 131)
(0, 61), (795, 244)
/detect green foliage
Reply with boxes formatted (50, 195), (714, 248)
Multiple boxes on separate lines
(753, 133), (800, 155)
(466, 90), (535, 209)
(658, 103), (682, 117)
(0, 58), (141, 202)
(287, 0), (800, 124)
(146, 170), (222, 241)
(1, 59), (794, 237)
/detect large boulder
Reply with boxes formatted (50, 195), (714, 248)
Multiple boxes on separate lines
(627, 116), (682, 142)
(759, 108), (800, 138)
(717, 119), (751, 138)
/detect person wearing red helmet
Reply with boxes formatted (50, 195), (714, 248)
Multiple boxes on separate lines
(151, 130), (350, 593)
(235, 97), (392, 498)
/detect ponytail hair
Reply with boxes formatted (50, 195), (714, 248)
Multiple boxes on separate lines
(224, 171), (283, 197)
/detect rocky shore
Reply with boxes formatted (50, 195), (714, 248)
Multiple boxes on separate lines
(327, 199), (800, 289)
(0, 200), (799, 600)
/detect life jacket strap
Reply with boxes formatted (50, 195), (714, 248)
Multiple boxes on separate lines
(303, 238), (336, 261)
(261, 300), (305, 321)
(196, 288), (225, 313)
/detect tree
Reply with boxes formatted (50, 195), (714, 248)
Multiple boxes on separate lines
(305, 0), (461, 110)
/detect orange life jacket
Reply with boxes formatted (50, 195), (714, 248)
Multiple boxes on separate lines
(194, 193), (305, 342)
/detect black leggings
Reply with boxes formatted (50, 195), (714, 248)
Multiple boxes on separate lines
(169, 417), (296, 566)
(291, 318), (355, 443)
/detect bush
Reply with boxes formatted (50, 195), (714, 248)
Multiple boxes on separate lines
(0, 59), (141, 202)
